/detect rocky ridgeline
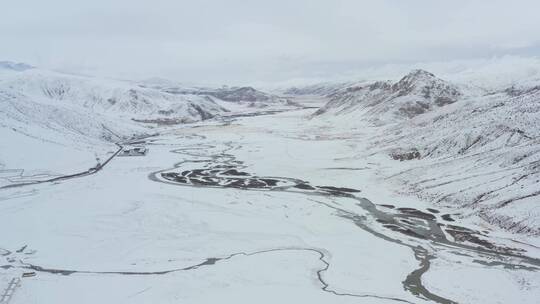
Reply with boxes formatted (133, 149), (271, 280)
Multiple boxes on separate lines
(201, 87), (271, 102)
(282, 82), (353, 96)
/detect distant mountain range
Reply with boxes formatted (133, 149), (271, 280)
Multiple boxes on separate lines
(146, 85), (294, 108)
(282, 82), (354, 96)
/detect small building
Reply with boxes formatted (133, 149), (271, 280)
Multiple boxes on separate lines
(119, 146), (148, 157)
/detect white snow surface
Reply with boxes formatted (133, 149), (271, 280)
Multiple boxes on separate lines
(1, 63), (540, 304)
(1, 109), (539, 303)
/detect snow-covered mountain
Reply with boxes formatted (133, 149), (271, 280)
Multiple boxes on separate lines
(314, 69), (464, 121)
(198, 86), (273, 102)
(144, 83), (295, 108)
(1, 69), (229, 126)
(282, 82), (353, 96)
(0, 64), (238, 151)
(311, 70), (540, 235)
(0, 65), (229, 184)
(0, 63), (303, 186)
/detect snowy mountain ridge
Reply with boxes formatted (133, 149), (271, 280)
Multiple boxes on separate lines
(314, 69), (464, 121)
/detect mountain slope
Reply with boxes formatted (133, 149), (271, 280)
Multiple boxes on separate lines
(154, 85), (295, 108)
(0, 66), (230, 186)
(1, 69), (228, 124)
(311, 70), (540, 235)
(378, 83), (540, 234)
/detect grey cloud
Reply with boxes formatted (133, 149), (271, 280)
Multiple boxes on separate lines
(2, 0), (539, 85)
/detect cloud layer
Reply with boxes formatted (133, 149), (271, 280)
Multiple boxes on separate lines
(2, 0), (539, 84)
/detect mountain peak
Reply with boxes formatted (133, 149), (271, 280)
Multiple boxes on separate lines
(392, 69), (455, 96)
(406, 69), (435, 78)
(396, 69), (438, 86)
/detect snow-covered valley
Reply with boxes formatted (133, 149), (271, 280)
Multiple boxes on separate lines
(1, 64), (540, 304)
(0, 65), (293, 188)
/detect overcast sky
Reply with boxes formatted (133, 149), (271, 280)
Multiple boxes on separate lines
(2, 0), (540, 85)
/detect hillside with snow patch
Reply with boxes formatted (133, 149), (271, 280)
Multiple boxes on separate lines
(0, 64), (232, 186)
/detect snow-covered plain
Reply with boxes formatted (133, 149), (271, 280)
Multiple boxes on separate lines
(1, 63), (540, 304)
(1, 107), (539, 304)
